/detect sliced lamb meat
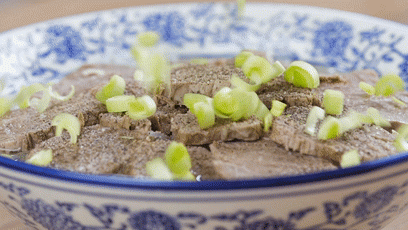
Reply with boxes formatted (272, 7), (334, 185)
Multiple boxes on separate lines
(268, 106), (398, 163)
(0, 91), (106, 153)
(168, 62), (247, 104)
(28, 124), (212, 178)
(319, 69), (408, 124)
(53, 64), (137, 96)
(209, 139), (337, 179)
(171, 112), (263, 145)
(257, 76), (322, 108)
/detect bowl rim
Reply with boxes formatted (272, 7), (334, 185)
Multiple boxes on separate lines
(0, 2), (408, 190)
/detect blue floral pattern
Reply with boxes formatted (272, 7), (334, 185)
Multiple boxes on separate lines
(1, 2), (408, 98)
(0, 179), (408, 230)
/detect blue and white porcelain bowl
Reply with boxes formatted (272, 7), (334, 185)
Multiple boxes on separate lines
(1, 3), (408, 230)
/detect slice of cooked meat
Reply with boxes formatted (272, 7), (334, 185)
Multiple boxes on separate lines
(268, 106), (398, 163)
(209, 139), (337, 179)
(171, 112), (263, 145)
(28, 124), (212, 178)
(99, 113), (151, 132)
(257, 76), (322, 108)
(0, 91), (107, 153)
(168, 62), (247, 104)
(53, 64), (137, 96)
(319, 69), (408, 124)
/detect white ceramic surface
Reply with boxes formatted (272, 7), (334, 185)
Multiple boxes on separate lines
(0, 3), (408, 230)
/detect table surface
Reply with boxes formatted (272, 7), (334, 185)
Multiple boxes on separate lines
(1, 0), (408, 229)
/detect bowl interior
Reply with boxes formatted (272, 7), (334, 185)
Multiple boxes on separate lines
(0, 2), (407, 188)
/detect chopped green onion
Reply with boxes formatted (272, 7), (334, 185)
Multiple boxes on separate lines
(339, 111), (365, 134)
(0, 97), (12, 117)
(270, 100), (287, 117)
(392, 96), (407, 107)
(134, 70), (144, 81)
(264, 113), (273, 132)
(366, 107), (391, 127)
(26, 149), (53, 166)
(126, 95), (156, 120)
(146, 158), (174, 180)
(52, 113), (81, 144)
(235, 51), (254, 68)
(183, 93), (213, 114)
(317, 116), (340, 140)
(165, 142), (192, 175)
(106, 95), (136, 113)
(237, 0), (246, 17)
(242, 56), (285, 84)
(284, 61), (319, 88)
(359, 82), (375, 95)
(213, 87), (238, 118)
(137, 31), (160, 47)
(30, 89), (51, 113)
(190, 58), (208, 65)
(49, 85), (75, 101)
(230, 75), (261, 92)
(340, 150), (360, 168)
(13, 83), (45, 109)
(131, 46), (149, 63)
(375, 74), (405, 96)
(139, 53), (171, 95)
(95, 75), (126, 104)
(254, 101), (269, 120)
(304, 106), (325, 136)
(394, 124), (408, 152)
(322, 89), (344, 115)
(193, 101), (215, 129)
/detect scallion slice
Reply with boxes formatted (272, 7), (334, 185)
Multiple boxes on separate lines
(270, 100), (287, 117)
(126, 95), (156, 120)
(392, 96), (407, 107)
(26, 149), (53, 166)
(137, 31), (160, 47)
(0, 97), (12, 117)
(52, 113), (81, 144)
(254, 101), (269, 120)
(13, 83), (45, 109)
(264, 113), (273, 132)
(375, 74), (405, 96)
(304, 106), (325, 136)
(394, 124), (408, 152)
(213, 87), (238, 118)
(235, 51), (254, 68)
(106, 95), (136, 113)
(242, 56), (284, 84)
(49, 85), (75, 101)
(193, 101), (215, 129)
(30, 89), (52, 113)
(366, 107), (391, 127)
(237, 0), (246, 17)
(340, 150), (361, 168)
(317, 116), (340, 140)
(323, 89), (344, 115)
(230, 75), (261, 92)
(139, 53), (171, 95)
(165, 141), (192, 175)
(183, 93), (213, 114)
(95, 75), (126, 104)
(338, 111), (365, 134)
(359, 82), (375, 95)
(146, 158), (174, 181)
(284, 61), (319, 88)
